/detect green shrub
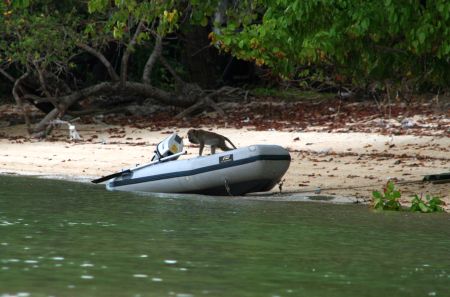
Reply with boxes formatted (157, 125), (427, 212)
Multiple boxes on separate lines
(372, 181), (401, 211)
(410, 194), (445, 213)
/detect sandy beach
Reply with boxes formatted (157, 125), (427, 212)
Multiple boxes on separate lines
(1, 121), (449, 209)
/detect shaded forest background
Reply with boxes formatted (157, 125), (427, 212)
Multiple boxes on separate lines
(1, 0), (449, 137)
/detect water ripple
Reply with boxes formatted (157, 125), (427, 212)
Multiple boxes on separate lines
(80, 263), (94, 267)
(0, 293), (30, 297)
(133, 274), (148, 278)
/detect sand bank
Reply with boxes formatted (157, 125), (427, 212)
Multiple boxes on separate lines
(0, 124), (449, 209)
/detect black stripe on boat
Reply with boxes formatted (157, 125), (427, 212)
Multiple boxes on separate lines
(183, 178), (277, 196)
(110, 154), (291, 187)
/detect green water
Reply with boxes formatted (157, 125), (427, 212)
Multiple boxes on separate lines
(0, 176), (449, 297)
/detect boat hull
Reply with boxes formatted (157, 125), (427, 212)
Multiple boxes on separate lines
(106, 145), (291, 195)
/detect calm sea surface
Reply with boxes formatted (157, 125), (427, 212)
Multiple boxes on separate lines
(0, 175), (449, 297)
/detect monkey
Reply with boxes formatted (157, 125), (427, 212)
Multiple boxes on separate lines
(187, 129), (237, 156)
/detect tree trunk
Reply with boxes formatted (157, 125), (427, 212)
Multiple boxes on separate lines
(31, 81), (197, 134)
(180, 25), (220, 89)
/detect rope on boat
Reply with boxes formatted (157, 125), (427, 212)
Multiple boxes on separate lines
(224, 178), (233, 196)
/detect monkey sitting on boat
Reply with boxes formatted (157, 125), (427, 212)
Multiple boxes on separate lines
(187, 129), (237, 156)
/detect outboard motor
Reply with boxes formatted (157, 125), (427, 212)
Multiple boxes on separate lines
(151, 133), (184, 162)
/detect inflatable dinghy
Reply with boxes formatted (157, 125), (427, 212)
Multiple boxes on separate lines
(92, 134), (290, 195)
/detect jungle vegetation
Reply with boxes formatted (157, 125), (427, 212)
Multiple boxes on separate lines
(1, 0), (449, 136)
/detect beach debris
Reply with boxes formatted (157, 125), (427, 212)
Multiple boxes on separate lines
(423, 172), (450, 184)
(50, 119), (81, 141)
(68, 124), (81, 141)
(401, 118), (418, 128)
(317, 148), (332, 155)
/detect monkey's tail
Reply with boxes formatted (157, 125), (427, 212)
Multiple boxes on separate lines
(225, 137), (237, 149)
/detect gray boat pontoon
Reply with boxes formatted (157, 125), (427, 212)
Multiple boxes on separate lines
(92, 134), (291, 195)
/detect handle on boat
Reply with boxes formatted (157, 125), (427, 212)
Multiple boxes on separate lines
(91, 150), (187, 184)
(91, 170), (131, 184)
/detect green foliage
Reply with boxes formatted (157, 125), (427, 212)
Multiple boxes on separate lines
(372, 181), (401, 211)
(372, 181), (447, 213)
(214, 0), (450, 89)
(410, 194), (445, 213)
(86, 0), (217, 44)
(4, 0), (450, 95)
(81, 0), (222, 86)
(1, 1), (81, 73)
(0, 0), (222, 87)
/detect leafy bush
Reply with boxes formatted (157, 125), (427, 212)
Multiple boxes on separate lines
(372, 181), (401, 210)
(215, 0), (450, 90)
(410, 194), (445, 213)
(372, 181), (447, 213)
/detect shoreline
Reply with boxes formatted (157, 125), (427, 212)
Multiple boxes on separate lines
(1, 124), (449, 209)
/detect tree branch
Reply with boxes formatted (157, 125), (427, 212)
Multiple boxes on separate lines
(142, 34), (162, 85)
(12, 71), (32, 133)
(0, 67), (16, 83)
(31, 80), (196, 135)
(31, 82), (115, 134)
(120, 20), (144, 87)
(125, 81), (193, 106)
(78, 43), (120, 82)
(160, 56), (186, 86)
(32, 61), (53, 99)
(175, 96), (225, 119)
(23, 94), (58, 104)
